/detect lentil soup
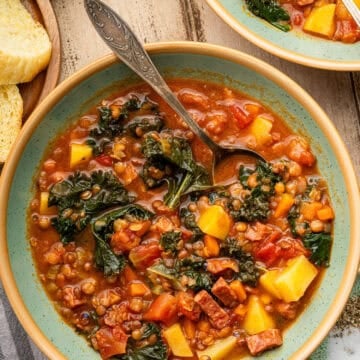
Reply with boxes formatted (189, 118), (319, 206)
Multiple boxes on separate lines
(28, 79), (334, 359)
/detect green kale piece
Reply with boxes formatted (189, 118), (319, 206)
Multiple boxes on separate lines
(245, 0), (291, 32)
(94, 237), (126, 277)
(91, 204), (154, 276)
(116, 323), (167, 360)
(90, 106), (123, 139)
(142, 132), (210, 209)
(49, 170), (132, 243)
(160, 230), (181, 254)
(221, 238), (260, 286)
(231, 161), (281, 222)
(303, 232), (332, 267)
(179, 207), (203, 241)
(141, 159), (170, 188)
(125, 115), (164, 137)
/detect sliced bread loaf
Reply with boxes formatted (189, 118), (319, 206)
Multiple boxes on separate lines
(0, 85), (23, 162)
(0, 0), (52, 85)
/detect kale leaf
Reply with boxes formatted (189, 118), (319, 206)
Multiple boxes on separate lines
(303, 232), (332, 267)
(49, 171), (132, 243)
(221, 238), (260, 286)
(90, 106), (123, 139)
(116, 323), (167, 360)
(179, 207), (203, 241)
(231, 161), (281, 222)
(91, 204), (154, 276)
(142, 132), (210, 209)
(125, 115), (164, 137)
(94, 237), (126, 276)
(245, 0), (291, 32)
(160, 230), (181, 254)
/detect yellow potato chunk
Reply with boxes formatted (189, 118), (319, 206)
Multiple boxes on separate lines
(274, 255), (318, 302)
(39, 191), (57, 215)
(197, 336), (237, 360)
(259, 270), (282, 299)
(163, 323), (193, 357)
(70, 143), (93, 168)
(248, 116), (273, 146)
(243, 295), (275, 335)
(303, 4), (336, 38)
(197, 205), (231, 240)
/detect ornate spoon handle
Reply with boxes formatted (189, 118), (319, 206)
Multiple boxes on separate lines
(84, 0), (220, 155)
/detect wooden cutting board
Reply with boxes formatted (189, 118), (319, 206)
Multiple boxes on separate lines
(18, 0), (61, 120)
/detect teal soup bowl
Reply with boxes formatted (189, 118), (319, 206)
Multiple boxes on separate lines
(0, 42), (359, 360)
(207, 0), (360, 71)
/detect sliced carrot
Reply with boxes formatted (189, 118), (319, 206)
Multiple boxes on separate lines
(274, 193), (295, 218)
(143, 293), (178, 325)
(230, 280), (247, 302)
(129, 281), (150, 297)
(245, 103), (262, 116)
(317, 206), (334, 221)
(300, 201), (322, 221)
(203, 235), (220, 257)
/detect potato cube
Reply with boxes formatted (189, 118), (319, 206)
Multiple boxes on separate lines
(197, 336), (237, 360)
(163, 323), (193, 357)
(274, 255), (318, 302)
(197, 205), (231, 240)
(259, 270), (282, 299)
(248, 116), (273, 146)
(39, 192), (57, 215)
(70, 143), (93, 168)
(243, 295), (275, 335)
(303, 5), (336, 38)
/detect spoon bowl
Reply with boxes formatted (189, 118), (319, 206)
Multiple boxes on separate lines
(84, 0), (265, 183)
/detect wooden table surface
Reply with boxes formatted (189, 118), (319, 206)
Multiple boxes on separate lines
(0, 0), (358, 359)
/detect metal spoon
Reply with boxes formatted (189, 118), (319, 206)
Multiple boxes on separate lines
(84, 0), (265, 182)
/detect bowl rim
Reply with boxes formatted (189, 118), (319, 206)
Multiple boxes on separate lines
(0, 41), (359, 360)
(206, 0), (360, 71)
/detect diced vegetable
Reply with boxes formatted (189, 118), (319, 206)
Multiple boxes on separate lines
(39, 191), (57, 215)
(259, 270), (282, 299)
(69, 143), (93, 168)
(197, 205), (231, 240)
(230, 279), (247, 302)
(274, 255), (318, 302)
(163, 323), (193, 357)
(129, 281), (150, 297)
(303, 4), (336, 38)
(273, 193), (295, 218)
(196, 336), (238, 360)
(243, 295), (275, 335)
(317, 206), (334, 221)
(203, 234), (220, 257)
(183, 318), (196, 339)
(248, 116), (273, 146)
(143, 293), (178, 324)
(301, 201), (322, 221)
(129, 243), (161, 269)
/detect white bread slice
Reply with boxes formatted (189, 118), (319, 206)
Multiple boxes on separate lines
(0, 0), (52, 85)
(0, 85), (23, 163)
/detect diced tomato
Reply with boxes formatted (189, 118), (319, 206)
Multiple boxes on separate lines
(110, 230), (140, 253)
(96, 154), (113, 166)
(229, 104), (254, 129)
(129, 242), (161, 269)
(253, 237), (308, 267)
(143, 293), (178, 325)
(253, 241), (281, 267)
(94, 326), (128, 359)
